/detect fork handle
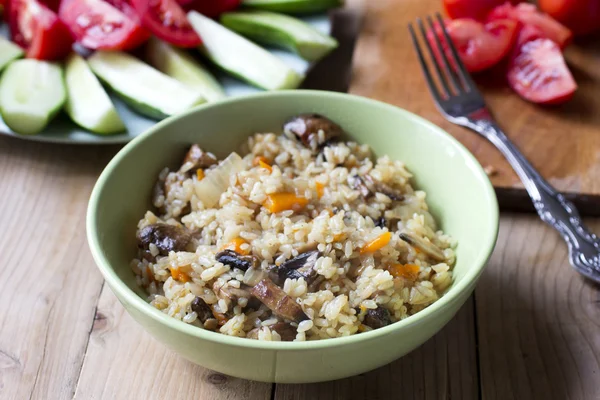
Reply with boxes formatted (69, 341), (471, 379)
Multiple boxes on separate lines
(461, 113), (600, 279)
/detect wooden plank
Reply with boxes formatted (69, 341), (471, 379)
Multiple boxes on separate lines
(476, 215), (600, 399)
(74, 284), (273, 400)
(0, 137), (117, 399)
(275, 297), (479, 400)
(349, 0), (600, 199)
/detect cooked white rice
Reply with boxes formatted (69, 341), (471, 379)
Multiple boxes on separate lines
(131, 128), (456, 341)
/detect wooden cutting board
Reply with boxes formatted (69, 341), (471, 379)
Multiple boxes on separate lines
(346, 0), (600, 215)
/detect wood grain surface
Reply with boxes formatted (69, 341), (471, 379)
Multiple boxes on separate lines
(2, 133), (598, 399)
(349, 0), (600, 201)
(1, 0), (600, 398)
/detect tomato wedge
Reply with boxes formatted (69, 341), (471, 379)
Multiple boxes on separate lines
(131, 0), (201, 48)
(443, 0), (520, 20)
(507, 26), (576, 104)
(9, 0), (73, 60)
(487, 3), (572, 48)
(539, 0), (600, 36)
(59, 0), (150, 50)
(182, 0), (241, 18)
(427, 18), (519, 73)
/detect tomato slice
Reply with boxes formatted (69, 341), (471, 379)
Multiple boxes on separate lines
(182, 0), (241, 18)
(427, 18), (519, 73)
(443, 0), (521, 20)
(9, 0), (73, 60)
(131, 0), (201, 48)
(487, 3), (572, 48)
(539, 0), (600, 36)
(59, 0), (150, 50)
(507, 25), (576, 104)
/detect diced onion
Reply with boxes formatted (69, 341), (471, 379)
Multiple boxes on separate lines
(243, 267), (267, 287)
(194, 152), (244, 208)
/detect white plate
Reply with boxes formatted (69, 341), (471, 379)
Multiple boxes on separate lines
(0, 16), (330, 144)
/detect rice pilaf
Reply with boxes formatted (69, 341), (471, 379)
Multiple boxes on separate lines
(131, 114), (456, 341)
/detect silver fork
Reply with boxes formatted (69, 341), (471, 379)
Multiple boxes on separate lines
(409, 13), (600, 283)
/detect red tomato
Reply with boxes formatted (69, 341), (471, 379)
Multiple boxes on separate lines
(183, 0), (241, 18)
(8, 0), (73, 60)
(443, 0), (521, 20)
(59, 0), (150, 50)
(427, 18), (519, 73)
(539, 0), (600, 36)
(487, 2), (572, 48)
(131, 0), (201, 48)
(507, 25), (577, 104)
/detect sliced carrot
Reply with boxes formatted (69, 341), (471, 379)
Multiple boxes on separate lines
(333, 233), (345, 242)
(196, 169), (205, 181)
(170, 267), (191, 282)
(220, 237), (250, 255)
(315, 182), (325, 198)
(146, 266), (155, 283)
(212, 309), (228, 326)
(263, 193), (309, 213)
(253, 156), (268, 166)
(360, 232), (392, 254)
(259, 160), (272, 173)
(388, 264), (421, 280)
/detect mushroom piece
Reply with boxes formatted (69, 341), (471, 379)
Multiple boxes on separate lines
(216, 249), (257, 272)
(348, 175), (371, 198)
(191, 297), (214, 323)
(399, 232), (446, 262)
(283, 114), (343, 150)
(272, 250), (320, 285)
(180, 144), (218, 173)
(363, 306), (392, 329)
(270, 322), (297, 341)
(137, 223), (192, 256)
(250, 279), (309, 322)
(213, 280), (253, 301)
(348, 174), (404, 201)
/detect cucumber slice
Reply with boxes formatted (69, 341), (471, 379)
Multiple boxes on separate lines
(0, 59), (65, 135)
(221, 11), (337, 61)
(0, 37), (24, 72)
(64, 54), (125, 135)
(241, 0), (342, 15)
(187, 11), (303, 91)
(87, 51), (205, 120)
(146, 38), (226, 103)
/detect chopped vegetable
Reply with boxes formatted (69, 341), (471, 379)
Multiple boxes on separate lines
(182, 144), (218, 172)
(216, 249), (257, 271)
(170, 266), (191, 282)
(399, 232), (446, 262)
(194, 152), (244, 208)
(283, 113), (342, 150)
(388, 264), (420, 280)
(333, 233), (345, 242)
(137, 223), (192, 256)
(250, 278), (308, 322)
(363, 306), (391, 329)
(263, 193), (309, 213)
(258, 160), (272, 172)
(220, 237), (250, 255)
(271, 250), (320, 285)
(253, 155), (269, 166)
(315, 182), (325, 198)
(191, 296), (213, 323)
(196, 169), (205, 180)
(360, 232), (392, 254)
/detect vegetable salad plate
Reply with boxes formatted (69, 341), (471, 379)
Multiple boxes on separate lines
(0, 8), (335, 145)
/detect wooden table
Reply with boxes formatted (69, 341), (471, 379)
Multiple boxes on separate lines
(2, 2), (600, 398)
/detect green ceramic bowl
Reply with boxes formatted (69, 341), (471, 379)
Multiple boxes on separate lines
(87, 90), (499, 383)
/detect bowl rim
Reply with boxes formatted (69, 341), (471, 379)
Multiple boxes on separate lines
(87, 90), (499, 350)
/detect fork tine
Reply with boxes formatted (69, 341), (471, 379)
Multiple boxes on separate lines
(435, 13), (477, 92)
(408, 22), (443, 103)
(422, 16), (460, 94)
(415, 18), (452, 97)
